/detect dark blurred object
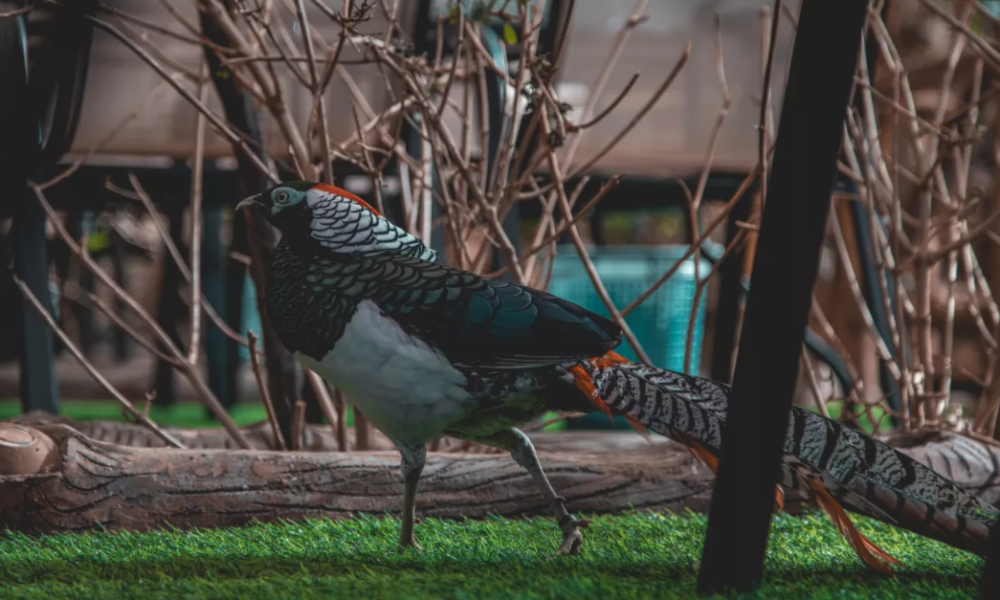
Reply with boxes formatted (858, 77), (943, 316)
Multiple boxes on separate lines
(0, 1), (96, 414)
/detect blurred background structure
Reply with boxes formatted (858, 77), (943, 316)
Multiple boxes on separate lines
(3, 0), (1000, 450)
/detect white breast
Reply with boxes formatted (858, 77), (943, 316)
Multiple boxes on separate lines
(294, 300), (472, 444)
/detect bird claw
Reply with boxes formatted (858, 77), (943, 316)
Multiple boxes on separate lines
(547, 516), (591, 559)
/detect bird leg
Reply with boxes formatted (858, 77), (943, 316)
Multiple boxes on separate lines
(396, 441), (426, 551)
(506, 428), (590, 556)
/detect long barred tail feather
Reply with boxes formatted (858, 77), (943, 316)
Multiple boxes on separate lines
(568, 355), (1000, 562)
(798, 465), (902, 574)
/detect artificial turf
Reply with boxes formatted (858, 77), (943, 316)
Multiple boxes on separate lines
(0, 399), (570, 432)
(0, 399), (271, 429)
(0, 511), (982, 599)
(0, 400), (980, 598)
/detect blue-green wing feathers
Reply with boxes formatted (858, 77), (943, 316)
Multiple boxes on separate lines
(372, 257), (622, 368)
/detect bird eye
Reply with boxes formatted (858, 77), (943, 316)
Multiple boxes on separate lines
(274, 191), (290, 204)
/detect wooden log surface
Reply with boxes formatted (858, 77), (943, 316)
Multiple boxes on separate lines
(0, 425), (719, 535)
(3, 415), (1000, 536)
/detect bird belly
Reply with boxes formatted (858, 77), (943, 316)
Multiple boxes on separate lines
(293, 300), (473, 444)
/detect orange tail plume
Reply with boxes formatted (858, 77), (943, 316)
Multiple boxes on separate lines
(570, 364), (612, 421)
(675, 431), (719, 471)
(595, 351), (631, 368)
(674, 431), (784, 510)
(799, 467), (901, 574)
(571, 351), (643, 433)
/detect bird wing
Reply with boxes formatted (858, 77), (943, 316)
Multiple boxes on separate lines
(363, 253), (623, 369)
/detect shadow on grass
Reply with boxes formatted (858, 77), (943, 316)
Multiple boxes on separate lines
(1, 550), (980, 591)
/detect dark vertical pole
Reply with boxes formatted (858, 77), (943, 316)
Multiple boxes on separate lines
(1, 9), (58, 414)
(203, 206), (232, 407)
(848, 195), (902, 426)
(696, 0), (869, 594)
(225, 210), (247, 414)
(202, 11), (300, 443)
(75, 211), (97, 355)
(847, 0), (901, 426)
(13, 180), (59, 414)
(153, 194), (185, 407)
(109, 221), (129, 361)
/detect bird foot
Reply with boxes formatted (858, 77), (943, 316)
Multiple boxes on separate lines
(548, 516), (591, 558)
(397, 533), (423, 554)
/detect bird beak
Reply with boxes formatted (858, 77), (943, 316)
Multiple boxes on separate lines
(236, 194), (264, 211)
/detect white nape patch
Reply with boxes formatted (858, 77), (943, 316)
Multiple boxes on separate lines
(294, 300), (471, 444)
(305, 187), (437, 261)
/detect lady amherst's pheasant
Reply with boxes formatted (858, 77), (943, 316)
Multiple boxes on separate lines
(238, 180), (999, 570)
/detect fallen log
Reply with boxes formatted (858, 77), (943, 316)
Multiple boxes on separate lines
(3, 416), (998, 537)
(0, 425), (718, 535)
(884, 428), (1000, 507)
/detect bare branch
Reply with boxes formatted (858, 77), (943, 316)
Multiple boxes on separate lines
(12, 274), (186, 449)
(248, 332), (288, 451)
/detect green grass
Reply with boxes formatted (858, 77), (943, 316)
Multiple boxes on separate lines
(0, 401), (977, 597)
(816, 401), (888, 435)
(0, 512), (982, 599)
(0, 399), (271, 429)
(0, 400), (569, 432)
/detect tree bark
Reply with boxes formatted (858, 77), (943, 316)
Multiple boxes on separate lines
(0, 427), (717, 535)
(3, 417), (998, 536)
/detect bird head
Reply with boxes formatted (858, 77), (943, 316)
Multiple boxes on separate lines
(237, 180), (437, 261)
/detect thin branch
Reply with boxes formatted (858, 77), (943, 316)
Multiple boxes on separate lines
(564, 44), (691, 181)
(187, 67), (209, 366)
(0, 5), (32, 18)
(248, 332), (288, 451)
(306, 369), (341, 446)
(72, 5), (278, 182)
(113, 176), (256, 352)
(538, 104), (651, 364)
(291, 401), (307, 451)
(560, 0), (649, 169)
(87, 292), (182, 367)
(12, 274), (186, 449)
(295, 0), (335, 182)
(39, 79), (170, 191)
(622, 165), (759, 316)
(801, 344), (832, 418)
(571, 72), (640, 131)
(31, 183), (252, 449)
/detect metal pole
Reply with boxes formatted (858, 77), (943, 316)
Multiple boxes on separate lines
(696, 0), (870, 593)
(1, 7), (58, 414)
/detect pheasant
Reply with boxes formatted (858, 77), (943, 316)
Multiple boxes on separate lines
(237, 181), (999, 568)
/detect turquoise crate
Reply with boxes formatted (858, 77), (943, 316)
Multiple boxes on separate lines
(547, 245), (710, 430)
(239, 274), (261, 362)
